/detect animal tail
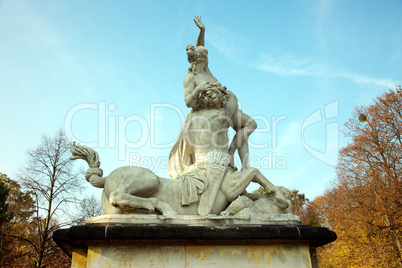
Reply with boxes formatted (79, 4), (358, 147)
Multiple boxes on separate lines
(69, 141), (106, 188)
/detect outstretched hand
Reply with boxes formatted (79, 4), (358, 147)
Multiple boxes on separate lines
(194, 15), (205, 30)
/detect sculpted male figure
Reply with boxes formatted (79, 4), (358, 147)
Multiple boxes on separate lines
(169, 15), (257, 175)
(168, 16), (289, 214)
(70, 16), (289, 217)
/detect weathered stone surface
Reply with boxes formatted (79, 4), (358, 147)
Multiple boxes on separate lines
(85, 214), (301, 226)
(85, 244), (311, 268)
(54, 224), (336, 268)
(68, 16), (293, 219)
(87, 245), (185, 268)
(71, 249), (87, 268)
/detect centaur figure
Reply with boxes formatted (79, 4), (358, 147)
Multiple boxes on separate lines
(70, 140), (288, 216)
(70, 16), (289, 216)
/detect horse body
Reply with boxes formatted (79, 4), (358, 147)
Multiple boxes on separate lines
(70, 142), (289, 216)
(90, 164), (229, 215)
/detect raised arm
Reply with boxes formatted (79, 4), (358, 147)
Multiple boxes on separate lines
(184, 75), (208, 108)
(194, 15), (205, 47)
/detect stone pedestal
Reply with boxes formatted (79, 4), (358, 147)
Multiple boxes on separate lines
(53, 215), (336, 268)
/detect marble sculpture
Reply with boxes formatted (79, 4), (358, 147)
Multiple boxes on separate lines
(70, 16), (292, 218)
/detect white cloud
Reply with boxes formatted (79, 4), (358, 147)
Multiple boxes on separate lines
(204, 20), (398, 89)
(257, 53), (322, 76)
(256, 52), (399, 88)
(332, 71), (397, 88)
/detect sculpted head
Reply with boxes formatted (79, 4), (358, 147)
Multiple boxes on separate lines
(187, 45), (209, 74)
(186, 44), (208, 64)
(186, 44), (196, 63)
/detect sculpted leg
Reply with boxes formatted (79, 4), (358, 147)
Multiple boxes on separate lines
(102, 190), (122, 214)
(221, 168), (258, 201)
(237, 141), (250, 170)
(108, 189), (178, 215)
(228, 111), (257, 170)
(222, 168), (288, 209)
(249, 169), (289, 209)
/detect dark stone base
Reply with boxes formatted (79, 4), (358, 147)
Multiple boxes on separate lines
(54, 224), (336, 258)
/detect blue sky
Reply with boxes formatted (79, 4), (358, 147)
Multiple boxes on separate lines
(1, 0), (401, 201)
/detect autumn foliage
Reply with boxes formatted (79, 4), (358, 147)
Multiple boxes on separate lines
(313, 86), (402, 267)
(0, 130), (85, 267)
(0, 173), (71, 267)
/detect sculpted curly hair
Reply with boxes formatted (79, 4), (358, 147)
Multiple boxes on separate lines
(187, 45), (208, 74)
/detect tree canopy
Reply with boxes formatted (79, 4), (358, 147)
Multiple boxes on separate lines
(19, 129), (82, 267)
(311, 86), (402, 267)
(0, 129), (84, 267)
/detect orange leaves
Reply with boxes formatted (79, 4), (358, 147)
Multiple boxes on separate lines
(312, 86), (402, 267)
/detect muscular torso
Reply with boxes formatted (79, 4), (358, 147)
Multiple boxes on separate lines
(183, 68), (239, 164)
(187, 107), (230, 158)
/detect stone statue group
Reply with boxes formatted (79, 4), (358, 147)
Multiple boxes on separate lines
(70, 16), (292, 218)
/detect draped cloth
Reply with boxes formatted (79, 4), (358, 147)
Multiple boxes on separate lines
(179, 171), (208, 206)
(169, 112), (209, 205)
(168, 113), (195, 179)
